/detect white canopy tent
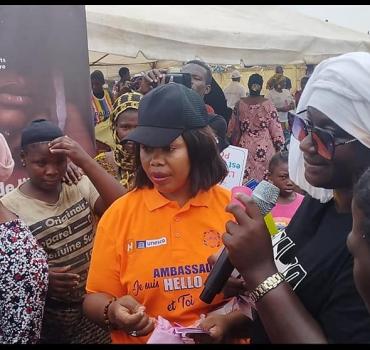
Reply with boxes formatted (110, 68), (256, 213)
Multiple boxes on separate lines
(86, 5), (370, 79)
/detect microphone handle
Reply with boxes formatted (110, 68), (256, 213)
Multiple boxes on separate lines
(199, 247), (234, 304)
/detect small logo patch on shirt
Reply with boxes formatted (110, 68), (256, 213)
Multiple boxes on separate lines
(136, 237), (167, 249)
(203, 230), (221, 248)
(127, 239), (134, 253)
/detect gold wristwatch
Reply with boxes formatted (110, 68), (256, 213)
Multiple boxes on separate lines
(247, 272), (285, 303)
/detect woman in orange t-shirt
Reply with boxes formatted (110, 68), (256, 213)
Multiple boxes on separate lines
(83, 83), (248, 343)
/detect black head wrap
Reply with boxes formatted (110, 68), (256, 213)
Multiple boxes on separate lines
(21, 119), (63, 148)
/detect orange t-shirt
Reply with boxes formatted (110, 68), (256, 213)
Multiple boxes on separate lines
(86, 185), (234, 344)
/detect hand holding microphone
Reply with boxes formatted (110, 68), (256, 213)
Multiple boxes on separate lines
(200, 181), (279, 304)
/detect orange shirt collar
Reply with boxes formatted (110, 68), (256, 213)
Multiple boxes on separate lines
(143, 187), (212, 212)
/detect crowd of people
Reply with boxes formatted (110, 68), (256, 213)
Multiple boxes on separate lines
(1, 51), (370, 344)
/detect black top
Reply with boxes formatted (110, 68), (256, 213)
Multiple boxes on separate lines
(250, 195), (370, 343)
(204, 77), (229, 123)
(208, 113), (229, 152)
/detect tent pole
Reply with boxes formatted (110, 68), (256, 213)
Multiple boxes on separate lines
(90, 54), (109, 66)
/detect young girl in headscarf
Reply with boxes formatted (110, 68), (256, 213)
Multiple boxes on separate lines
(95, 92), (142, 191)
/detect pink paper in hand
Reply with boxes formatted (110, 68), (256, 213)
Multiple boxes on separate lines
(174, 327), (210, 336)
(231, 186), (252, 208)
(147, 316), (184, 344)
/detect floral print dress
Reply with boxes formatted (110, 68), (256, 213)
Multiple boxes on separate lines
(0, 219), (48, 344)
(229, 98), (284, 182)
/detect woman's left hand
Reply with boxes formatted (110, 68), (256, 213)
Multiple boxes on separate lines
(222, 193), (278, 289)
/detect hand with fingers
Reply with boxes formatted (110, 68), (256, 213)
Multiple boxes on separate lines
(188, 313), (237, 344)
(207, 252), (248, 298)
(63, 161), (84, 185)
(48, 135), (91, 168)
(107, 295), (155, 337)
(222, 276), (248, 299)
(188, 315), (224, 344)
(138, 68), (168, 94)
(48, 265), (80, 300)
(222, 193), (278, 289)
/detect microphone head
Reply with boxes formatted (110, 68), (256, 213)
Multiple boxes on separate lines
(252, 180), (280, 215)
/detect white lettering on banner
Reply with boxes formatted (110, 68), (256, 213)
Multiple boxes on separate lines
(163, 275), (203, 292)
(220, 145), (249, 190)
(0, 178), (28, 197)
(0, 57), (6, 70)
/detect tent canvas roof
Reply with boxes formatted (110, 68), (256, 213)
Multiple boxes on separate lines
(86, 5), (370, 78)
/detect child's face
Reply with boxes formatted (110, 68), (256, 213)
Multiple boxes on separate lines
(22, 142), (67, 191)
(347, 200), (370, 313)
(269, 161), (294, 198)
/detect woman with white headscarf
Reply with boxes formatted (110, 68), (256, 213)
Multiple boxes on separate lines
(0, 133), (48, 343)
(198, 52), (370, 343)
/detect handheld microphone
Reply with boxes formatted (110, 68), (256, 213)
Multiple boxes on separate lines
(199, 180), (280, 304)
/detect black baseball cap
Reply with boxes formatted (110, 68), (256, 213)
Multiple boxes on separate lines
(123, 83), (209, 147)
(21, 119), (63, 148)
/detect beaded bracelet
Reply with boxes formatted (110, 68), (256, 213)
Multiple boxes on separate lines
(103, 296), (117, 330)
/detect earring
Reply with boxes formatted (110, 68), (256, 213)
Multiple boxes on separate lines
(21, 160), (26, 167)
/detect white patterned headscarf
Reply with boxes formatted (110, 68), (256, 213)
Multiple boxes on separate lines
(289, 52), (370, 203)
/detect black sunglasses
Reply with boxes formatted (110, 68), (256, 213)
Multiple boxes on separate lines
(288, 110), (357, 160)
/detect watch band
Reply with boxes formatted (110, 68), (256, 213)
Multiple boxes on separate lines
(247, 272), (285, 303)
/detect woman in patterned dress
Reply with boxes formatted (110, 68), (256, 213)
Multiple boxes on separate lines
(227, 74), (285, 182)
(0, 132), (48, 343)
